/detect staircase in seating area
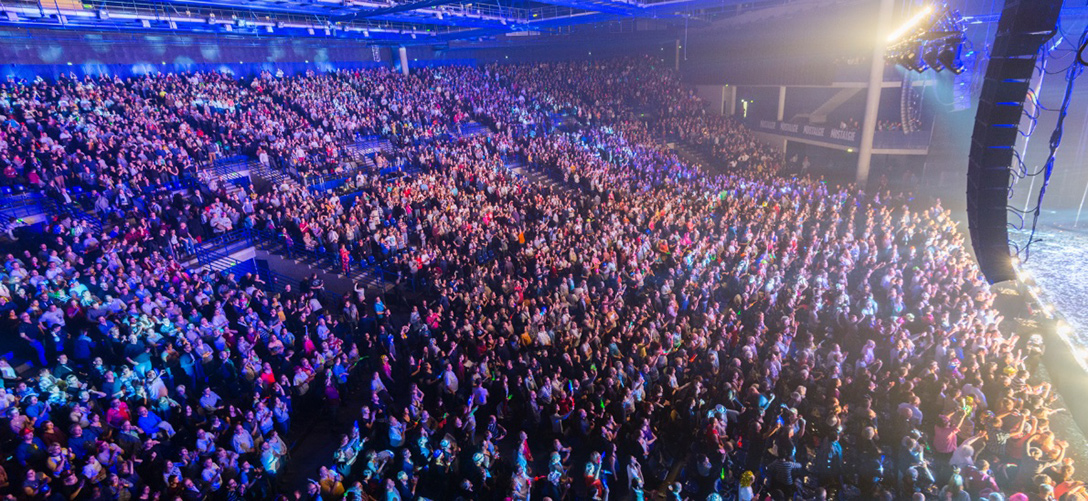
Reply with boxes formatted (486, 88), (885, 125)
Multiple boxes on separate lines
(672, 142), (717, 173)
(42, 196), (104, 234)
(183, 229), (255, 270)
(0, 191), (51, 222)
(349, 136), (392, 155)
(503, 157), (575, 196)
(178, 229), (342, 303)
(333, 136), (394, 179)
(457, 121), (491, 138)
(198, 155), (255, 199)
(250, 160), (294, 189)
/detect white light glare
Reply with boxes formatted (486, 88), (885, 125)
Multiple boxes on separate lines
(887, 6), (934, 43)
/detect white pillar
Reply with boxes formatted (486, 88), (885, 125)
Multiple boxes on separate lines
(776, 86), (786, 121)
(726, 85), (737, 116)
(856, 0), (896, 185)
(398, 46), (409, 76)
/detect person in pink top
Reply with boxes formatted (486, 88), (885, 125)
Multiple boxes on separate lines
(934, 411), (969, 481)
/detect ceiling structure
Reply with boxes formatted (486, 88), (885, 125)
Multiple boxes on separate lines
(0, 0), (790, 45)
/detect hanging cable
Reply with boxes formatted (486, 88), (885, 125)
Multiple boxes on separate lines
(1018, 25), (1088, 261)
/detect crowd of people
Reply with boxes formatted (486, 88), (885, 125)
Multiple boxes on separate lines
(0, 54), (1080, 501)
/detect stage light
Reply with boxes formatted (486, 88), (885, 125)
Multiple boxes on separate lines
(1058, 322), (1074, 338)
(938, 41), (964, 74)
(888, 5), (934, 43)
(893, 49), (925, 72)
(922, 43), (943, 71)
(886, 4), (966, 75)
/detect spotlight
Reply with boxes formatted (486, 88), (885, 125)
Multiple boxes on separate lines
(922, 43), (943, 71)
(938, 40), (965, 74)
(885, 3), (967, 75)
(894, 49), (926, 72)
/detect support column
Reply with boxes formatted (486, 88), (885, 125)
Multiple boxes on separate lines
(856, 0), (895, 186)
(398, 46), (409, 76)
(726, 85), (737, 116)
(776, 86), (787, 121)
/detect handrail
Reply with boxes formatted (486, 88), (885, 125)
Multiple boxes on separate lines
(0, 192), (48, 220)
(181, 228), (339, 303)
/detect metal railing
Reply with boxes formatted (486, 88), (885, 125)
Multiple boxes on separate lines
(0, 191), (48, 220)
(185, 228), (253, 267)
(182, 227), (342, 303)
(43, 196), (105, 234)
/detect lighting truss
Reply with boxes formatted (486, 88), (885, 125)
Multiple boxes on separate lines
(886, 4), (967, 74)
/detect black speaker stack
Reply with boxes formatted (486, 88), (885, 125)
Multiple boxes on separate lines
(966, 0), (1063, 284)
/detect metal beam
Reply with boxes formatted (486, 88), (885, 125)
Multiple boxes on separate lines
(332, 0), (476, 21)
(370, 13), (511, 29)
(530, 0), (634, 16)
(529, 0), (714, 19)
(131, 0), (363, 18)
(1, 0), (745, 42)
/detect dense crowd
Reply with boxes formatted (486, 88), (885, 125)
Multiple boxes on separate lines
(0, 55), (1079, 501)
